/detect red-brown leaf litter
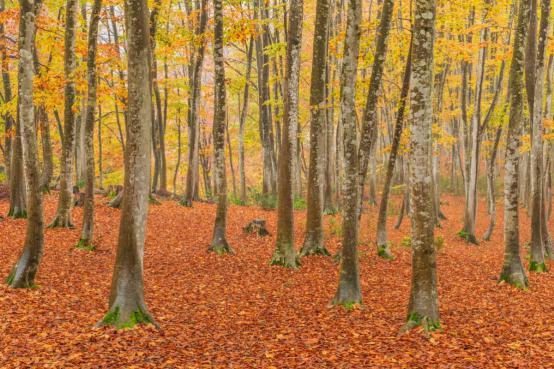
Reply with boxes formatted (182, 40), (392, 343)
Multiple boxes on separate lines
(0, 194), (553, 368)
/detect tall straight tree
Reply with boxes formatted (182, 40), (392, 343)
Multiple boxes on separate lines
(208, 0), (232, 254)
(301, 0), (331, 257)
(271, 0), (303, 268)
(500, 0), (530, 288)
(401, 0), (440, 332)
(98, 0), (156, 328)
(357, 0), (394, 230)
(529, 0), (550, 272)
(7, 0), (44, 288)
(77, 0), (102, 250)
(50, 0), (78, 228)
(375, 37), (412, 258)
(332, 0), (362, 306)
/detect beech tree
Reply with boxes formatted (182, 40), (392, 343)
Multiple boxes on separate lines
(272, 0), (303, 268)
(301, 0), (331, 257)
(7, 0), (44, 288)
(499, 0), (530, 289)
(401, 0), (440, 332)
(209, 0), (232, 254)
(98, 0), (156, 328)
(332, 0), (362, 306)
(78, 0), (102, 250)
(50, 0), (78, 228)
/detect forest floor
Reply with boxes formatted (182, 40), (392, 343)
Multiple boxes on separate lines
(0, 193), (553, 368)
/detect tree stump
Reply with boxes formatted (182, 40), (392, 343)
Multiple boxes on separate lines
(243, 219), (270, 236)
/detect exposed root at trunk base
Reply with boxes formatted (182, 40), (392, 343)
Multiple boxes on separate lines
(300, 238), (330, 257)
(48, 214), (74, 229)
(377, 244), (394, 260)
(208, 238), (234, 255)
(398, 313), (441, 335)
(499, 263), (529, 289)
(8, 208), (27, 219)
(270, 248), (300, 269)
(529, 261), (547, 273)
(331, 288), (362, 309)
(96, 305), (158, 330)
(76, 238), (95, 251)
(6, 264), (37, 289)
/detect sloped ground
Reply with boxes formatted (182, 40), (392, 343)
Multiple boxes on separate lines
(0, 193), (552, 368)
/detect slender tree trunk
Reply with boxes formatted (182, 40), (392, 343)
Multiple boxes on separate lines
(332, 0), (362, 306)
(98, 103), (103, 190)
(271, 0), (303, 268)
(0, 0), (13, 179)
(209, 0), (233, 254)
(50, 0), (78, 228)
(98, 0), (156, 328)
(38, 106), (53, 191)
(7, 0), (44, 288)
(529, 0), (550, 272)
(499, 0), (530, 289)
(357, 0), (393, 214)
(238, 37), (254, 204)
(401, 0), (440, 333)
(78, 0), (101, 250)
(376, 37), (412, 258)
(301, 0), (331, 257)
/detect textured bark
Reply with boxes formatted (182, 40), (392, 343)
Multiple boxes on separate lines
(483, 126), (502, 241)
(499, 0), (530, 289)
(529, 0), (550, 272)
(78, 0), (101, 250)
(376, 38), (412, 259)
(182, 0), (207, 206)
(332, 0), (362, 306)
(98, 0), (156, 329)
(8, 0), (44, 288)
(238, 37), (254, 204)
(401, 0), (440, 333)
(98, 103), (103, 190)
(0, 0), (12, 178)
(271, 0), (303, 268)
(50, 0), (78, 228)
(8, 125), (26, 218)
(357, 0), (393, 213)
(208, 0), (233, 255)
(38, 106), (53, 191)
(301, 0), (331, 257)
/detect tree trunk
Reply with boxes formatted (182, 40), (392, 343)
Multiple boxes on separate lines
(238, 37), (254, 204)
(499, 0), (530, 289)
(38, 106), (54, 192)
(301, 0), (331, 257)
(376, 37), (412, 259)
(401, 0), (440, 333)
(98, 0), (156, 328)
(78, 0), (101, 250)
(357, 0), (393, 213)
(271, 0), (303, 268)
(0, 0), (13, 179)
(209, 0), (233, 254)
(529, 0), (550, 272)
(331, 0), (362, 306)
(50, 0), (78, 228)
(7, 0), (44, 288)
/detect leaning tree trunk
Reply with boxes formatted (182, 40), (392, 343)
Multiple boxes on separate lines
(50, 0), (78, 228)
(331, 0), (362, 307)
(375, 37), (412, 259)
(300, 0), (331, 257)
(357, 0), (393, 215)
(77, 0), (102, 250)
(499, 0), (530, 289)
(208, 0), (233, 255)
(7, 0), (44, 288)
(529, 0), (550, 272)
(98, 0), (156, 329)
(401, 0), (440, 333)
(271, 0), (303, 268)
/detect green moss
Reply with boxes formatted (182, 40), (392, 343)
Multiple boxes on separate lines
(8, 210), (27, 219)
(406, 312), (441, 331)
(529, 261), (547, 273)
(76, 239), (95, 251)
(434, 235), (445, 251)
(178, 198), (193, 207)
(377, 245), (394, 260)
(102, 306), (154, 330)
(499, 274), (528, 290)
(293, 196), (307, 210)
(339, 301), (361, 310)
(270, 249), (300, 268)
(300, 246), (331, 257)
(5, 270), (14, 285)
(400, 236), (412, 248)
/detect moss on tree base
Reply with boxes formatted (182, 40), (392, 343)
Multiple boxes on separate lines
(400, 312), (441, 334)
(76, 238), (95, 251)
(98, 306), (157, 330)
(8, 209), (27, 219)
(377, 244), (394, 260)
(48, 215), (74, 229)
(499, 271), (528, 290)
(299, 242), (330, 257)
(208, 240), (234, 255)
(270, 249), (300, 269)
(529, 261), (547, 273)
(458, 230), (478, 245)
